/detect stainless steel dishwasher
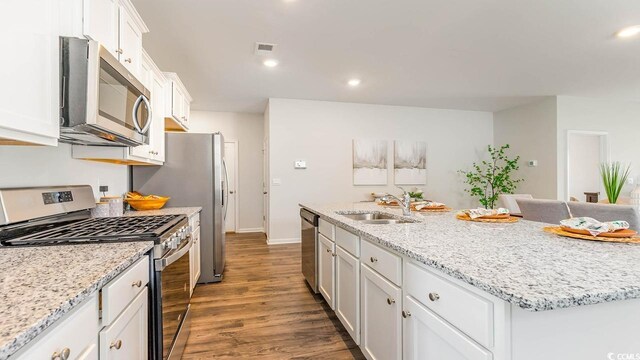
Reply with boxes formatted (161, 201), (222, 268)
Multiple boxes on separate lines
(300, 208), (319, 293)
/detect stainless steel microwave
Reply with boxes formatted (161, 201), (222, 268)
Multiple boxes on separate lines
(59, 37), (151, 147)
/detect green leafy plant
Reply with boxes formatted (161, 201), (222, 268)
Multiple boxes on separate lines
(600, 162), (631, 204)
(458, 144), (522, 209)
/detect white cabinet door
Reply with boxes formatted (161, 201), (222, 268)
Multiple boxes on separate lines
(361, 264), (402, 360)
(182, 96), (190, 127)
(336, 246), (360, 344)
(100, 287), (148, 360)
(83, 0), (119, 57)
(318, 233), (336, 310)
(194, 227), (201, 283)
(118, 6), (142, 77)
(171, 83), (184, 122)
(15, 294), (99, 360)
(0, 0), (59, 146)
(150, 69), (166, 161)
(403, 296), (492, 360)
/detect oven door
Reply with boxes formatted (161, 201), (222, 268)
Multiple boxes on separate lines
(88, 41), (151, 145)
(154, 237), (192, 360)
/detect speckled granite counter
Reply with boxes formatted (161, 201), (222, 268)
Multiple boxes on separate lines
(300, 203), (640, 312)
(125, 206), (202, 218)
(0, 241), (153, 360)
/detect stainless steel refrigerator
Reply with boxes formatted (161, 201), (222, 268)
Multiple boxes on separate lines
(133, 132), (227, 283)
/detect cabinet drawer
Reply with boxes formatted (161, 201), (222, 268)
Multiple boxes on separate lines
(361, 239), (401, 286)
(405, 261), (494, 348)
(318, 218), (335, 240)
(189, 212), (201, 231)
(15, 294), (99, 360)
(100, 287), (148, 360)
(102, 255), (149, 325)
(335, 226), (359, 257)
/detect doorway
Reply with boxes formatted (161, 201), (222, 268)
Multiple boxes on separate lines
(566, 131), (609, 202)
(224, 141), (239, 233)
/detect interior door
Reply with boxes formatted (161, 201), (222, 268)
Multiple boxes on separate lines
(223, 141), (237, 232)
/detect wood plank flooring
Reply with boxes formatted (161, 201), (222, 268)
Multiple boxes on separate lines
(183, 232), (365, 359)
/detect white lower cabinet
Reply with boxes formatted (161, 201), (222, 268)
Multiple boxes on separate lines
(100, 287), (148, 360)
(360, 264), (402, 360)
(190, 225), (201, 295)
(335, 246), (360, 344)
(14, 294), (99, 360)
(403, 296), (492, 360)
(318, 233), (336, 309)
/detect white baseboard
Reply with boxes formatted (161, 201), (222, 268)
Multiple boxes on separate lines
(266, 237), (301, 245)
(236, 227), (265, 233)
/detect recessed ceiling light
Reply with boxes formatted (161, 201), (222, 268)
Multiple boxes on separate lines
(263, 59), (279, 67)
(348, 79), (361, 87)
(616, 25), (640, 38)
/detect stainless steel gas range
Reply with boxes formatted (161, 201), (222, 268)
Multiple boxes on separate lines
(0, 185), (192, 360)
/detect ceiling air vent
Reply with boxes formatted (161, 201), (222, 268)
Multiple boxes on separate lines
(255, 42), (277, 56)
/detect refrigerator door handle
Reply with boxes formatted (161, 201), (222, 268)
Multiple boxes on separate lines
(222, 159), (229, 220)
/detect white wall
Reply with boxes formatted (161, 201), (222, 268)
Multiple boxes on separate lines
(189, 111), (265, 231)
(0, 144), (128, 199)
(557, 96), (640, 201)
(267, 98), (494, 242)
(493, 97), (558, 199)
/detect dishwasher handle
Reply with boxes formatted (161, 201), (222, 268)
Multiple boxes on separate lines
(300, 208), (319, 226)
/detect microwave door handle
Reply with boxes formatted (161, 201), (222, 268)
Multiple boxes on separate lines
(132, 95), (152, 134)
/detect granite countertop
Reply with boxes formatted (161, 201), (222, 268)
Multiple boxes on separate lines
(0, 241), (153, 360)
(125, 206), (202, 218)
(301, 202), (640, 312)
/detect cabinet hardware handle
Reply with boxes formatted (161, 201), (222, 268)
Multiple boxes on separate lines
(110, 340), (122, 350)
(428, 292), (440, 301)
(125, 58), (132, 63)
(116, 48), (123, 54)
(387, 298), (395, 305)
(402, 310), (411, 318)
(326, 248), (331, 253)
(370, 256), (377, 263)
(331, 252), (337, 257)
(132, 280), (142, 287)
(51, 347), (71, 360)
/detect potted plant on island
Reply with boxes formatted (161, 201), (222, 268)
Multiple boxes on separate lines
(458, 144), (523, 209)
(600, 162), (631, 204)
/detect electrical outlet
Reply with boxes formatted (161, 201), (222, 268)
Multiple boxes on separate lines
(294, 160), (307, 169)
(527, 160), (538, 167)
(99, 185), (109, 193)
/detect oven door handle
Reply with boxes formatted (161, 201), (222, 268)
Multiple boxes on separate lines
(155, 236), (192, 271)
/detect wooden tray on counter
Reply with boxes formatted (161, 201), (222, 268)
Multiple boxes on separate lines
(414, 206), (452, 212)
(456, 213), (519, 223)
(544, 226), (640, 243)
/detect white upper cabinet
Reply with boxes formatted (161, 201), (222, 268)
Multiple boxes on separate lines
(118, 3), (143, 77)
(0, 0), (60, 146)
(163, 72), (192, 132)
(83, 0), (119, 58)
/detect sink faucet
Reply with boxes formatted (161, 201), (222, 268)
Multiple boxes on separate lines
(381, 186), (412, 216)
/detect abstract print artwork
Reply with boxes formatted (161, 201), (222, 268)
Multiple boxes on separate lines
(353, 139), (388, 185)
(394, 140), (427, 184)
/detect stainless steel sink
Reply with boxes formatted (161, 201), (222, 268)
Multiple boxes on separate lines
(360, 219), (415, 224)
(340, 213), (398, 221)
(337, 212), (417, 224)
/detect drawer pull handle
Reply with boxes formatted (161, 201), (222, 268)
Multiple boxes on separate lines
(370, 256), (378, 263)
(132, 280), (143, 288)
(51, 348), (71, 360)
(326, 248), (331, 253)
(124, 58), (132, 63)
(331, 252), (337, 257)
(110, 339), (123, 350)
(387, 297), (395, 305)
(402, 310), (411, 318)
(428, 292), (440, 302)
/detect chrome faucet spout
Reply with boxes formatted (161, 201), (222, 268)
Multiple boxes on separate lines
(381, 189), (412, 216)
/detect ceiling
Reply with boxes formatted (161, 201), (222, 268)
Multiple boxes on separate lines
(132, 0), (640, 114)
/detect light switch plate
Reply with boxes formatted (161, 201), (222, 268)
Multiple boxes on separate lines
(272, 178), (282, 186)
(294, 160), (307, 169)
(527, 160), (538, 167)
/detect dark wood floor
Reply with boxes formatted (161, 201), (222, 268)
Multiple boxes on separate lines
(183, 232), (365, 359)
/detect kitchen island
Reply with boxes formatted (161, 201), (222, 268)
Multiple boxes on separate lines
(0, 241), (153, 360)
(301, 202), (640, 360)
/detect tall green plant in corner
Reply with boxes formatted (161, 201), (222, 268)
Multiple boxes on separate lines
(458, 144), (523, 209)
(600, 162), (631, 204)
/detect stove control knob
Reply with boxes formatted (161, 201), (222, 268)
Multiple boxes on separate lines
(161, 241), (168, 249)
(170, 236), (178, 249)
